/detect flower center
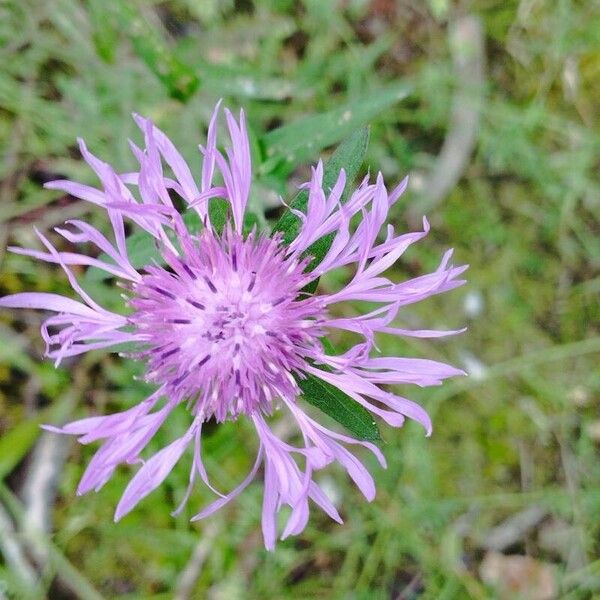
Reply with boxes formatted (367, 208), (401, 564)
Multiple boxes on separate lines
(128, 229), (323, 421)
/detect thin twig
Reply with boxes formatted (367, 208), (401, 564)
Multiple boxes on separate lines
(0, 502), (38, 589)
(482, 505), (548, 552)
(408, 14), (485, 221)
(22, 432), (70, 564)
(395, 572), (422, 600)
(0, 483), (105, 600)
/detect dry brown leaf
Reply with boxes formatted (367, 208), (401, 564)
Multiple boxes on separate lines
(480, 552), (557, 600)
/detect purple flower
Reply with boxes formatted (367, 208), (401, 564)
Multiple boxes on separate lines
(0, 103), (467, 549)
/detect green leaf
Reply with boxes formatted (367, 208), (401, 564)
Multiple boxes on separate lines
(273, 127), (370, 294)
(112, 3), (200, 102)
(274, 126), (370, 244)
(320, 337), (338, 356)
(260, 81), (411, 174)
(0, 395), (76, 481)
(0, 417), (43, 481)
(208, 198), (229, 236)
(242, 211), (261, 236)
(196, 60), (298, 101)
(209, 200), (261, 238)
(87, 0), (119, 63)
(297, 371), (381, 442)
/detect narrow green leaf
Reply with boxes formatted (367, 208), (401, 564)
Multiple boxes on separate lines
(298, 371), (381, 442)
(113, 3), (200, 102)
(274, 127), (370, 295)
(197, 60), (298, 100)
(0, 395), (76, 482)
(260, 81), (411, 174)
(87, 0), (119, 63)
(274, 126), (370, 244)
(0, 416), (45, 481)
(209, 201), (261, 238)
(320, 337), (338, 356)
(208, 198), (229, 236)
(242, 211), (261, 236)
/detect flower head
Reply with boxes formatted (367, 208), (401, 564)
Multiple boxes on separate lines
(130, 227), (324, 421)
(0, 103), (467, 549)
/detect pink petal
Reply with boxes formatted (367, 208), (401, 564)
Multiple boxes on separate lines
(114, 431), (193, 521)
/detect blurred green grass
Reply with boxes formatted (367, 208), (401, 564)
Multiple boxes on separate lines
(0, 0), (599, 598)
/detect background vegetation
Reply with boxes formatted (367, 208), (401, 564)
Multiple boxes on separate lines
(0, 1), (599, 598)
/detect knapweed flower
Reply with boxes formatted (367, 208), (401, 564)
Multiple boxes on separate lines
(0, 103), (466, 549)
